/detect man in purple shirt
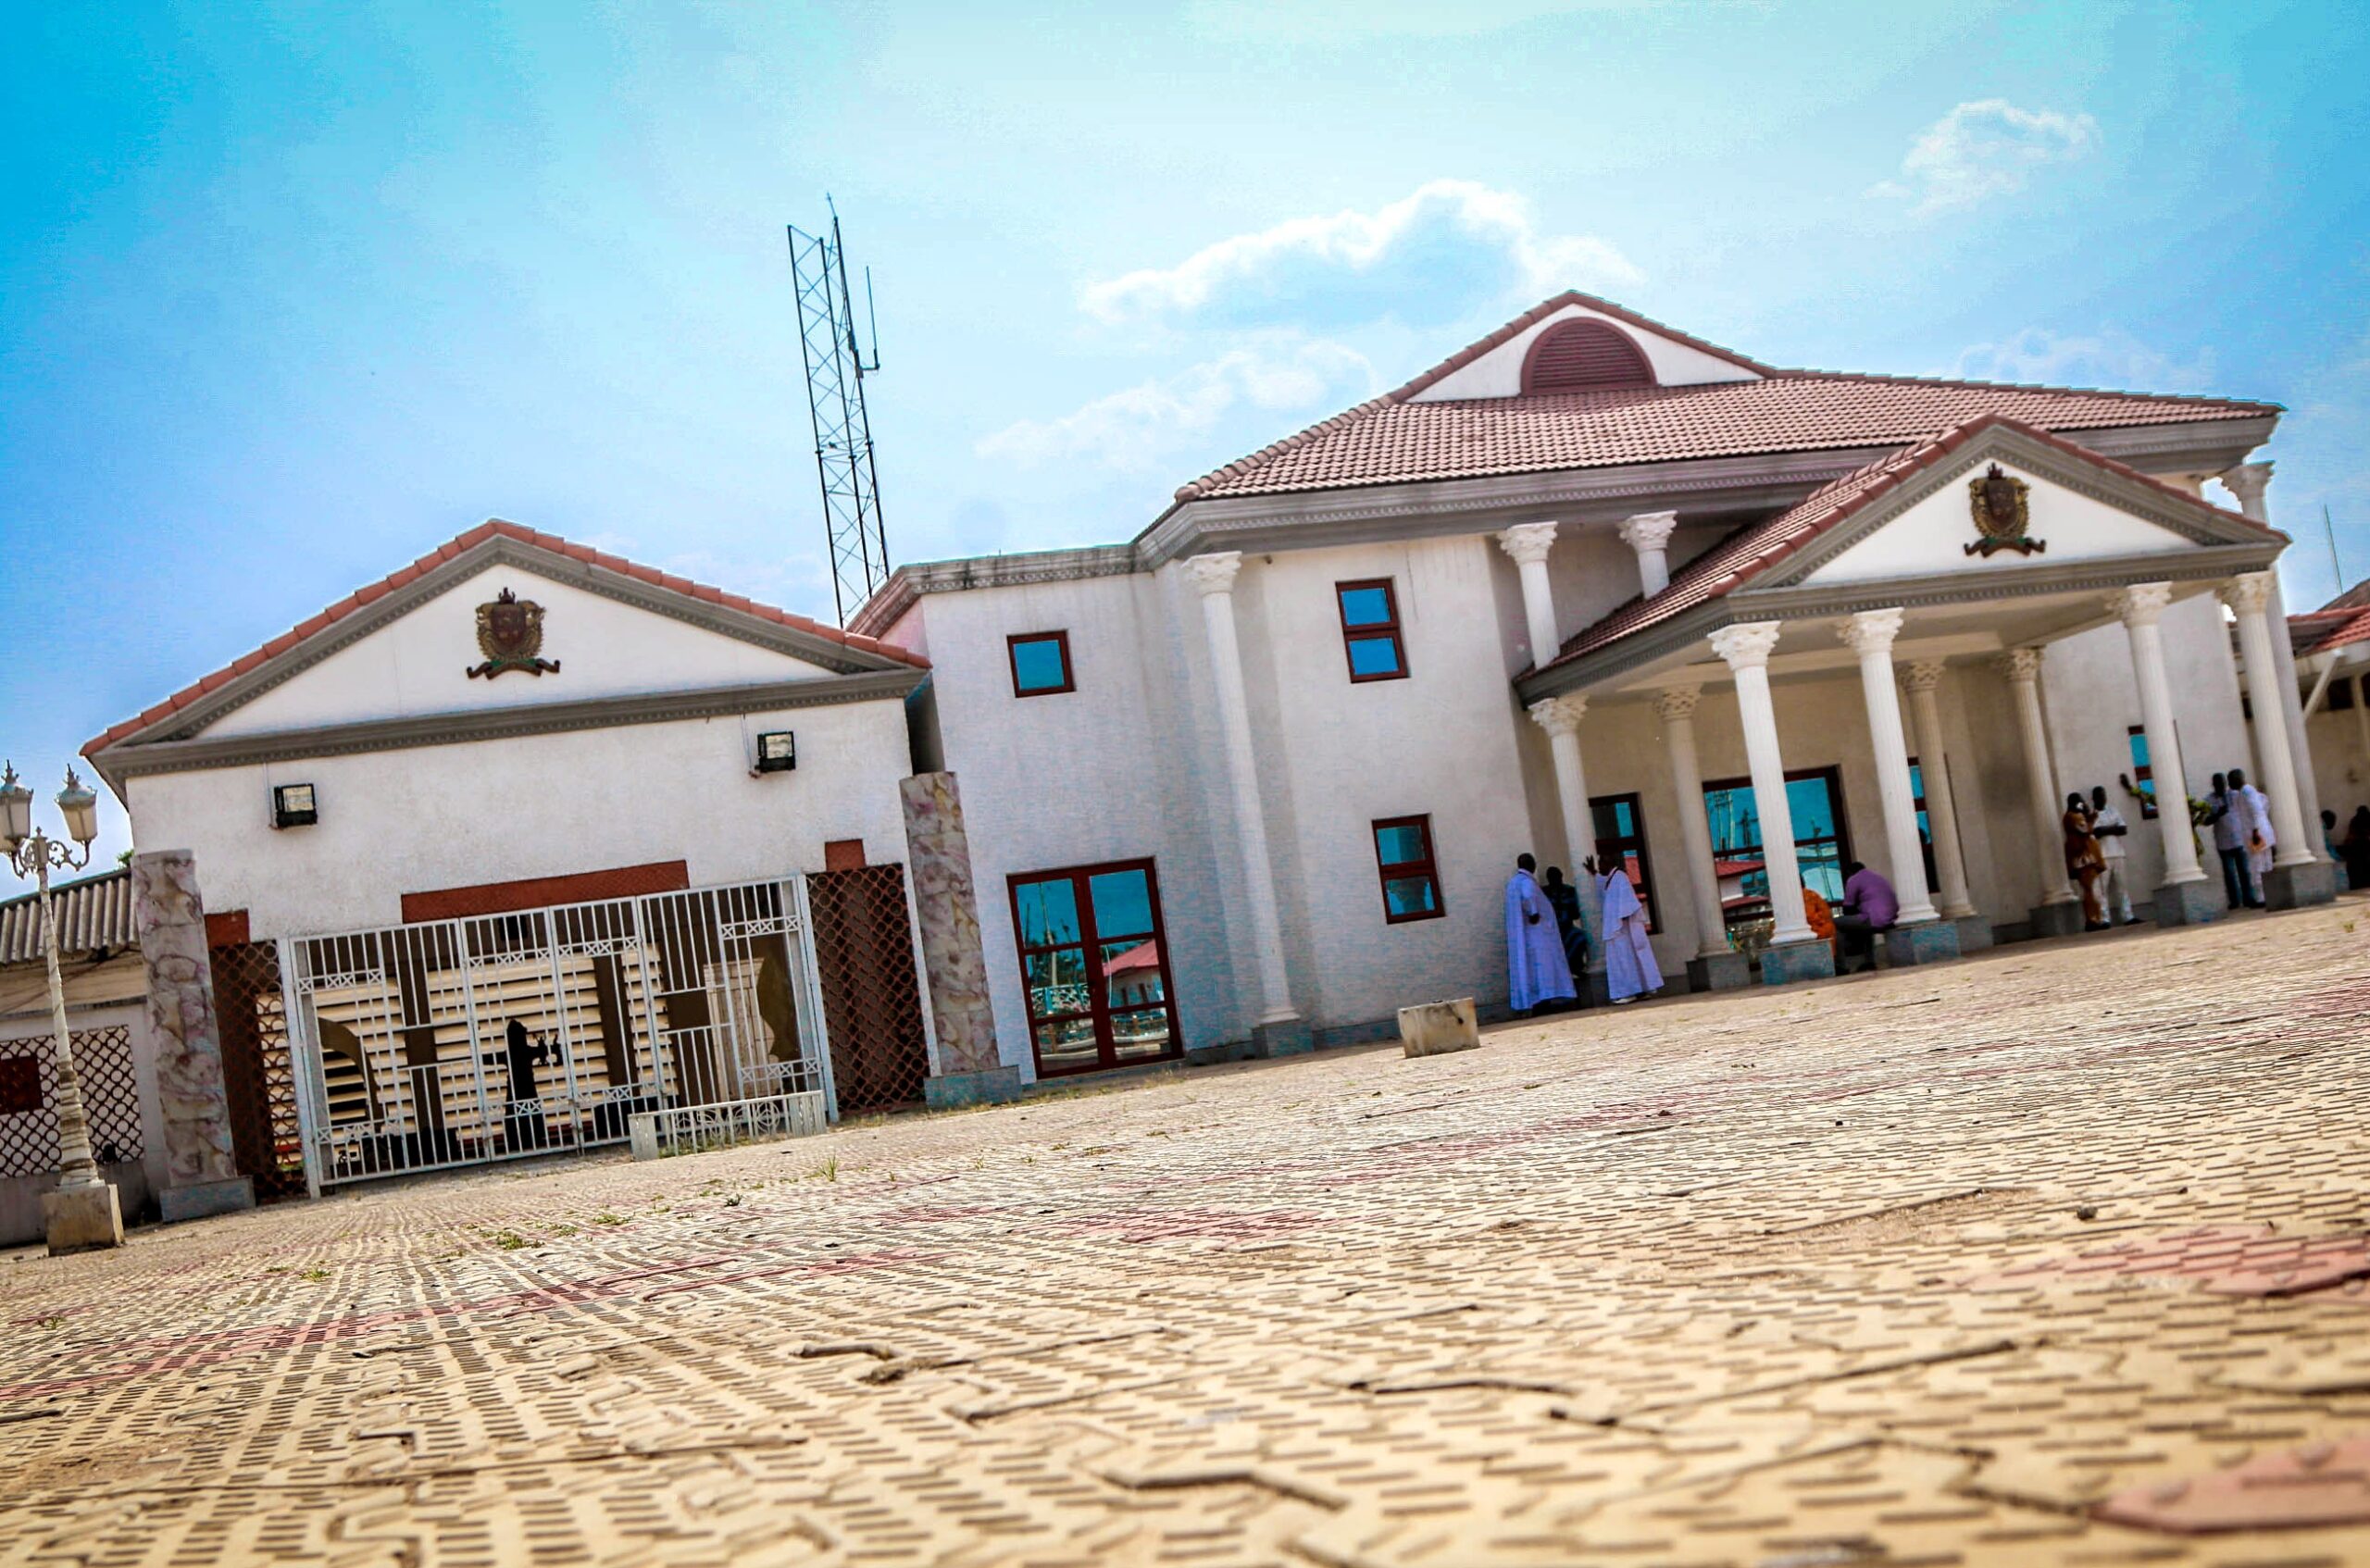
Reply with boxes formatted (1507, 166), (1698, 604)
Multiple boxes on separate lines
(1833, 860), (1898, 974)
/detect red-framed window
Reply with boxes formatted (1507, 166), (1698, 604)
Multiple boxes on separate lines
(1372, 815), (1443, 923)
(1007, 859), (1181, 1079)
(1007, 631), (1075, 697)
(1336, 579), (1408, 682)
(1588, 793), (1660, 933)
(2127, 727), (2159, 819)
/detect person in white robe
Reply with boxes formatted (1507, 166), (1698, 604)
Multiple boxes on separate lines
(2230, 765), (2276, 883)
(1592, 856), (1664, 1003)
(1504, 854), (1577, 1014)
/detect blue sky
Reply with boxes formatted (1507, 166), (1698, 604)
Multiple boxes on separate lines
(5, 0), (2366, 887)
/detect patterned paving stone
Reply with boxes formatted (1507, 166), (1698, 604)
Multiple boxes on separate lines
(0, 902), (2366, 1564)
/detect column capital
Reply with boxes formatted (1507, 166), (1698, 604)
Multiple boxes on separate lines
(1617, 511), (1678, 554)
(1183, 551), (1243, 597)
(1528, 694), (1587, 737)
(1994, 646), (2043, 684)
(1836, 606), (1904, 655)
(1707, 620), (1782, 671)
(2106, 580), (2174, 628)
(2219, 570), (2275, 616)
(1902, 659), (1947, 694)
(1496, 521), (1559, 566)
(1652, 684), (1702, 721)
(2219, 460), (2273, 518)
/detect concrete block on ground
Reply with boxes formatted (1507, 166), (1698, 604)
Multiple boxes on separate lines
(1884, 920), (1961, 966)
(2154, 879), (2223, 927)
(160, 1176), (255, 1224)
(2263, 860), (2338, 911)
(1686, 951), (1752, 991)
(1398, 998), (1478, 1059)
(924, 1065), (1025, 1110)
(44, 1182), (124, 1254)
(1761, 938), (1836, 987)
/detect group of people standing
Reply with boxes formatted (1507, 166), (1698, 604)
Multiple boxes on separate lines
(2061, 783), (2143, 929)
(1503, 852), (1664, 1015)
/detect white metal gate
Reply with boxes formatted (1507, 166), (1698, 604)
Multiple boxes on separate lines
(278, 876), (832, 1189)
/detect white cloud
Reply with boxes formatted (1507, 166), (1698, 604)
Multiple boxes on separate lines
(1871, 100), (2099, 216)
(1952, 327), (2213, 392)
(1079, 180), (1640, 331)
(975, 339), (1377, 470)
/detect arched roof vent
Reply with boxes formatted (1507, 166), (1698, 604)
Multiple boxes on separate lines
(1520, 318), (1656, 394)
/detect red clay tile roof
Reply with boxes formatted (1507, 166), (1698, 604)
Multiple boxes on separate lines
(1173, 294), (2278, 503)
(2291, 604), (2370, 657)
(1538, 414), (2277, 676)
(83, 519), (926, 756)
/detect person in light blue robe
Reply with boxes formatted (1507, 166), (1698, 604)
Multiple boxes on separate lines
(1505, 854), (1577, 1014)
(1594, 857), (1665, 1004)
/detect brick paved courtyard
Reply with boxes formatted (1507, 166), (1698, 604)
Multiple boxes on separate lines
(5, 903), (2368, 1566)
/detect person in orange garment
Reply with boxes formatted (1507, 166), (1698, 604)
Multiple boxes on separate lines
(1801, 885), (1838, 941)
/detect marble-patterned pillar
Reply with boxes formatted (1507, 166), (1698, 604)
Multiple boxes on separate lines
(132, 851), (256, 1222)
(900, 773), (1022, 1106)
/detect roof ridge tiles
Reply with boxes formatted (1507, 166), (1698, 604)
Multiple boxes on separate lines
(1776, 366), (2282, 415)
(83, 518), (925, 756)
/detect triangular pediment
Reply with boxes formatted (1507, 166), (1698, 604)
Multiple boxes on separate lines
(1776, 425), (2268, 591)
(85, 525), (924, 781)
(1403, 292), (1767, 402)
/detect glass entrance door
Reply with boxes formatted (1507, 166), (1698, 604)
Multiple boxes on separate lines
(1008, 860), (1181, 1078)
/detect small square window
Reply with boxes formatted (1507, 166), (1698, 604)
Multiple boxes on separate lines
(1372, 815), (1443, 923)
(1008, 631), (1074, 697)
(271, 783), (318, 829)
(2127, 727), (2158, 819)
(754, 730), (797, 773)
(1337, 579), (1407, 682)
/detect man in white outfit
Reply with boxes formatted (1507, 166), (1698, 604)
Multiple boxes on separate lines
(2229, 765), (2276, 899)
(2088, 784), (2137, 926)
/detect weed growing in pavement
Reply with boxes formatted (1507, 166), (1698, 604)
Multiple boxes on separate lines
(36, 1314), (63, 1330)
(489, 1230), (531, 1251)
(807, 1157), (840, 1182)
(300, 1268), (331, 1282)
(591, 1212), (626, 1226)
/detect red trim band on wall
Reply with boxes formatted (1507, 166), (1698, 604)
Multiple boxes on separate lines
(400, 860), (692, 923)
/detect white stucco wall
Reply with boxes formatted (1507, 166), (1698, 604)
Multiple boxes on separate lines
(1411, 303), (1763, 401)
(1804, 462), (2199, 586)
(124, 696), (916, 937)
(2304, 667), (2370, 828)
(208, 563), (834, 740)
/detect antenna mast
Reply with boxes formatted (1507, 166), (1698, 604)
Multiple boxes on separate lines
(788, 201), (889, 625)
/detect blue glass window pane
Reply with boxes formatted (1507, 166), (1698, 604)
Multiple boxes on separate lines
(1374, 823), (1428, 867)
(1347, 635), (1403, 678)
(1785, 776), (1838, 839)
(1086, 869), (1154, 940)
(1338, 586), (1393, 627)
(1383, 876), (1440, 917)
(1011, 637), (1069, 692)
(1015, 877), (1081, 948)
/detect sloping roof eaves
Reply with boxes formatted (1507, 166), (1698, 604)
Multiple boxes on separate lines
(1536, 413), (2282, 677)
(0, 868), (135, 964)
(84, 520), (927, 757)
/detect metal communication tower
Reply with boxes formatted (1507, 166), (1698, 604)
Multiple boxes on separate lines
(788, 205), (888, 625)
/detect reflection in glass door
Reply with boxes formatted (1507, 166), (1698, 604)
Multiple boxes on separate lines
(1008, 859), (1181, 1078)
(1701, 765), (1853, 952)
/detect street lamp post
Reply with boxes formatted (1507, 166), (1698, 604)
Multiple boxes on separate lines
(2, 762), (124, 1253)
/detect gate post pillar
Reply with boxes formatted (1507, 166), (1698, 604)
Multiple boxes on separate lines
(900, 773), (1022, 1108)
(132, 851), (256, 1221)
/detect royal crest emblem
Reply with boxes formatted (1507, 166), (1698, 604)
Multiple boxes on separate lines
(466, 588), (561, 679)
(1965, 463), (2045, 558)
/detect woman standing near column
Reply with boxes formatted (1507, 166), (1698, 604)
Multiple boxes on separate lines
(2063, 793), (2106, 931)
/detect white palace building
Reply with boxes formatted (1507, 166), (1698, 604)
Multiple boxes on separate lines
(62, 292), (2353, 1200)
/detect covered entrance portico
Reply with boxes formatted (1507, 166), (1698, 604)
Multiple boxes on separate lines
(1513, 416), (2324, 988)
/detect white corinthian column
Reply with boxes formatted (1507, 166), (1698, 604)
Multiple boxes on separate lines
(1528, 693), (1605, 973)
(1997, 647), (2078, 912)
(2107, 583), (2207, 891)
(2221, 571), (2315, 870)
(1708, 621), (1816, 948)
(1619, 511), (1679, 597)
(1899, 663), (1977, 919)
(1838, 608), (1940, 926)
(2222, 462), (2324, 845)
(1497, 521), (1562, 670)
(1184, 552), (1303, 1044)
(1653, 684), (1731, 961)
